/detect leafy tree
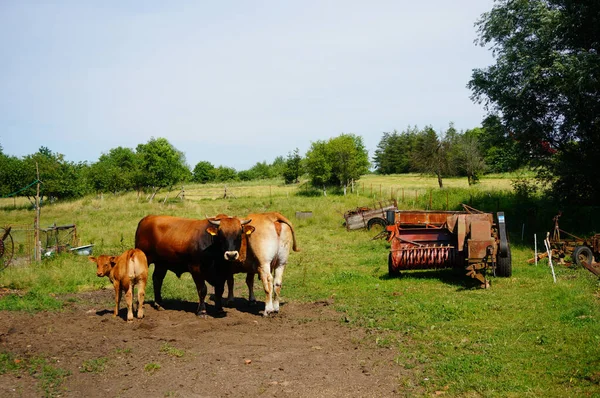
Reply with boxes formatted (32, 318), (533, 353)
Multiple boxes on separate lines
(304, 140), (331, 195)
(328, 134), (370, 194)
(87, 147), (139, 193)
(469, 1), (600, 202)
(213, 166), (237, 182)
(283, 148), (303, 184)
(21, 148), (89, 200)
(455, 129), (486, 185)
(0, 153), (27, 198)
(247, 161), (274, 180)
(136, 138), (190, 195)
(411, 126), (453, 188)
(478, 115), (521, 173)
(192, 161), (216, 183)
(373, 127), (418, 174)
(305, 134), (370, 195)
(270, 156), (286, 177)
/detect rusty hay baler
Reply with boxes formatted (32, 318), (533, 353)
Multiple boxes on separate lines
(385, 205), (511, 287)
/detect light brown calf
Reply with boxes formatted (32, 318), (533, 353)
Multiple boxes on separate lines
(89, 249), (148, 321)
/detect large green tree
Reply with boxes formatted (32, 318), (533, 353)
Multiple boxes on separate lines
(282, 148), (303, 184)
(87, 147), (140, 194)
(373, 127), (419, 174)
(455, 128), (486, 185)
(136, 138), (190, 197)
(411, 127), (454, 188)
(0, 152), (27, 198)
(304, 140), (331, 195)
(192, 161), (216, 183)
(20, 147), (89, 200)
(469, 0), (600, 202)
(305, 134), (370, 195)
(328, 134), (370, 194)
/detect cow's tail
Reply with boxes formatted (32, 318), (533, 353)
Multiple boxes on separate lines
(272, 213), (300, 252)
(127, 249), (137, 280)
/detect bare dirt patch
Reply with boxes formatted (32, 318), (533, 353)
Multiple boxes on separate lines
(0, 290), (413, 397)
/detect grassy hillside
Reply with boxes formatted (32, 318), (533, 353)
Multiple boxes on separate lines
(1, 174), (599, 396)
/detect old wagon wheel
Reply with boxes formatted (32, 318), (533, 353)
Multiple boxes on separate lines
(0, 227), (14, 271)
(572, 245), (594, 268)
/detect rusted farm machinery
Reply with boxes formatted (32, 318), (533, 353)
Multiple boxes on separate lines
(386, 205), (511, 287)
(545, 213), (600, 276)
(0, 226), (14, 270)
(344, 200), (398, 231)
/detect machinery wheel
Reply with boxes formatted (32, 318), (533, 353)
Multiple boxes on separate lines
(388, 252), (400, 277)
(368, 218), (387, 232)
(0, 227), (14, 271)
(496, 244), (512, 277)
(572, 245), (594, 267)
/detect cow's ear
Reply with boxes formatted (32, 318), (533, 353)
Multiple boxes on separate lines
(206, 226), (218, 236)
(244, 225), (255, 235)
(88, 256), (96, 263)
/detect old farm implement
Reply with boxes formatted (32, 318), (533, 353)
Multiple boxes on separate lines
(0, 226), (14, 270)
(344, 200), (398, 231)
(543, 213), (600, 276)
(386, 205), (512, 287)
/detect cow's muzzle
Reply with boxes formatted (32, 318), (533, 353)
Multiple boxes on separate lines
(224, 251), (239, 261)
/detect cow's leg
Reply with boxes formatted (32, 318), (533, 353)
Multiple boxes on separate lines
(125, 282), (134, 322)
(258, 265), (274, 316)
(246, 272), (257, 306)
(213, 279), (226, 316)
(272, 264), (286, 313)
(113, 281), (121, 318)
(137, 279), (146, 319)
(190, 271), (208, 317)
(226, 276), (235, 307)
(152, 265), (167, 310)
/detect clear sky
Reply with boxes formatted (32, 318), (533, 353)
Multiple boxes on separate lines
(0, 1), (495, 171)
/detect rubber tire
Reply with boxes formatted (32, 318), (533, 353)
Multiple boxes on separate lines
(388, 252), (400, 277)
(572, 245), (594, 267)
(496, 244), (512, 277)
(368, 218), (387, 231)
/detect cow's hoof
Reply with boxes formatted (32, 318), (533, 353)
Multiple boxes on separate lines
(153, 302), (164, 311)
(214, 310), (227, 318)
(226, 300), (235, 308)
(197, 311), (208, 319)
(248, 300), (257, 307)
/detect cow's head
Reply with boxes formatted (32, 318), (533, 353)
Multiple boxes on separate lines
(206, 216), (254, 261)
(88, 255), (117, 277)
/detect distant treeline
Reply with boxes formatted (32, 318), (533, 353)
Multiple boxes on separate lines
(0, 134), (368, 200)
(374, 118), (520, 186)
(0, 124), (517, 199)
(0, 123), (519, 201)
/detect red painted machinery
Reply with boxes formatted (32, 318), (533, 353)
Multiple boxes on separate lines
(386, 205), (512, 287)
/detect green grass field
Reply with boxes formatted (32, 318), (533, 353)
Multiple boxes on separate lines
(1, 174), (599, 396)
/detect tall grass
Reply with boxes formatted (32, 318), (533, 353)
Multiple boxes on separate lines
(1, 174), (599, 396)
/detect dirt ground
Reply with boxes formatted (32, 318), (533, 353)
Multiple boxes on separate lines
(0, 289), (416, 397)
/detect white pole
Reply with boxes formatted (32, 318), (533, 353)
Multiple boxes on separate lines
(534, 234), (538, 266)
(544, 237), (557, 283)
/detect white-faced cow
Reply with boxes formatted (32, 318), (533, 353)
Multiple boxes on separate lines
(89, 248), (149, 322)
(225, 212), (299, 316)
(134, 215), (254, 317)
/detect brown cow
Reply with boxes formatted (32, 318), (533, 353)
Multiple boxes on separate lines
(89, 249), (148, 322)
(134, 215), (254, 317)
(226, 212), (299, 316)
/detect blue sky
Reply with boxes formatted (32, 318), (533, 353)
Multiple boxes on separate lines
(0, 1), (495, 171)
